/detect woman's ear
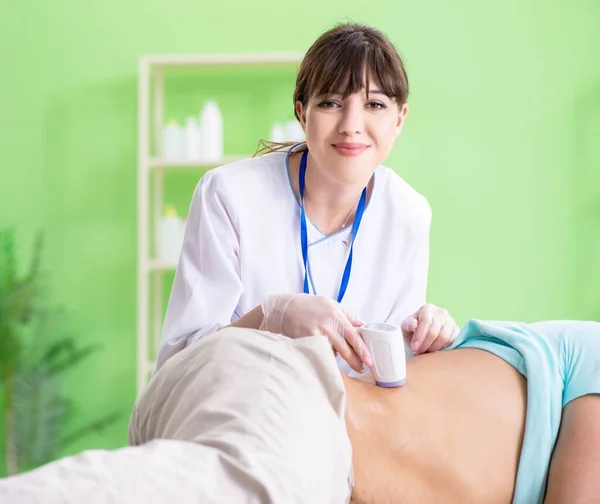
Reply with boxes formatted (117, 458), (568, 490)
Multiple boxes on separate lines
(395, 103), (409, 137)
(295, 101), (307, 132)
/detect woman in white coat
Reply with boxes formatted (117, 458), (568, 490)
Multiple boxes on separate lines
(156, 22), (460, 374)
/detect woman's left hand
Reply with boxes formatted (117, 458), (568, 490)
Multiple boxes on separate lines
(401, 304), (460, 355)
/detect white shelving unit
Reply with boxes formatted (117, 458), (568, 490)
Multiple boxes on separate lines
(137, 53), (304, 393)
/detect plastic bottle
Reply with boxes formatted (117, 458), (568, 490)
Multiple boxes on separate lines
(183, 117), (202, 161)
(156, 206), (185, 264)
(162, 120), (183, 160)
(199, 100), (223, 161)
(270, 122), (287, 143)
(285, 120), (305, 142)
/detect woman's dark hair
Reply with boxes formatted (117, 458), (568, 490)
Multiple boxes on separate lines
(255, 23), (408, 156)
(293, 22), (409, 120)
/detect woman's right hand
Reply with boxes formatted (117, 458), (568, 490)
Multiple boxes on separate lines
(259, 293), (372, 373)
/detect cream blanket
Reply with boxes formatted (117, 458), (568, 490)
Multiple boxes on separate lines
(0, 328), (353, 504)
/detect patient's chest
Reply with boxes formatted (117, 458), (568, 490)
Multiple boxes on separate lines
(343, 349), (527, 504)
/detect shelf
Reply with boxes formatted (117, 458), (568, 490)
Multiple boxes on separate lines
(148, 260), (177, 271)
(147, 156), (248, 170)
(137, 52), (303, 395)
(143, 360), (156, 379)
(142, 53), (304, 68)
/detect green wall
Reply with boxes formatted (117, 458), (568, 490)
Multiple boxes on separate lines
(1, 0), (599, 471)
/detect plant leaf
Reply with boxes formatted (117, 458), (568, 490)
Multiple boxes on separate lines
(1, 228), (119, 473)
(0, 229), (23, 380)
(26, 232), (44, 285)
(62, 411), (122, 448)
(38, 338), (102, 377)
(0, 229), (17, 294)
(13, 365), (69, 470)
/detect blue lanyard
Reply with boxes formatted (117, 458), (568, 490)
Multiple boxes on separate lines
(299, 149), (367, 303)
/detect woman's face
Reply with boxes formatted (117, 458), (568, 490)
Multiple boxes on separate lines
(295, 78), (408, 186)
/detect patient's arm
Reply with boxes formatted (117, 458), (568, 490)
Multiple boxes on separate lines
(344, 348), (527, 504)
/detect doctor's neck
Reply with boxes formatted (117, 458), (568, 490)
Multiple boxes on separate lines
(291, 151), (372, 235)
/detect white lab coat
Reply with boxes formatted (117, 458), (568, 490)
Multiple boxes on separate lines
(156, 143), (432, 371)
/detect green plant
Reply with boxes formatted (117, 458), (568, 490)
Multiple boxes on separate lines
(0, 228), (120, 476)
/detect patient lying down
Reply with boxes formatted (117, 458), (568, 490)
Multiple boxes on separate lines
(2, 322), (599, 504)
(128, 321), (600, 504)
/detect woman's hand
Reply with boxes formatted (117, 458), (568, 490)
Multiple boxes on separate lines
(260, 293), (372, 373)
(401, 303), (460, 355)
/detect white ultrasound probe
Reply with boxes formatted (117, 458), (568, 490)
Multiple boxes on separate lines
(357, 322), (407, 387)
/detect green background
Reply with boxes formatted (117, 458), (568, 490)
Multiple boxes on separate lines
(1, 0), (599, 472)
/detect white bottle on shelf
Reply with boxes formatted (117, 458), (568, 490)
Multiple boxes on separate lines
(183, 117), (202, 161)
(156, 206), (185, 265)
(285, 120), (305, 142)
(162, 119), (183, 160)
(199, 100), (223, 161)
(270, 122), (287, 143)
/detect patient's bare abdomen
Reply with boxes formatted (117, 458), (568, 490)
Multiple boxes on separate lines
(344, 348), (526, 504)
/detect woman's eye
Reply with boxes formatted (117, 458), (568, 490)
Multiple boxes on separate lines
(367, 102), (386, 110)
(317, 100), (339, 109)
